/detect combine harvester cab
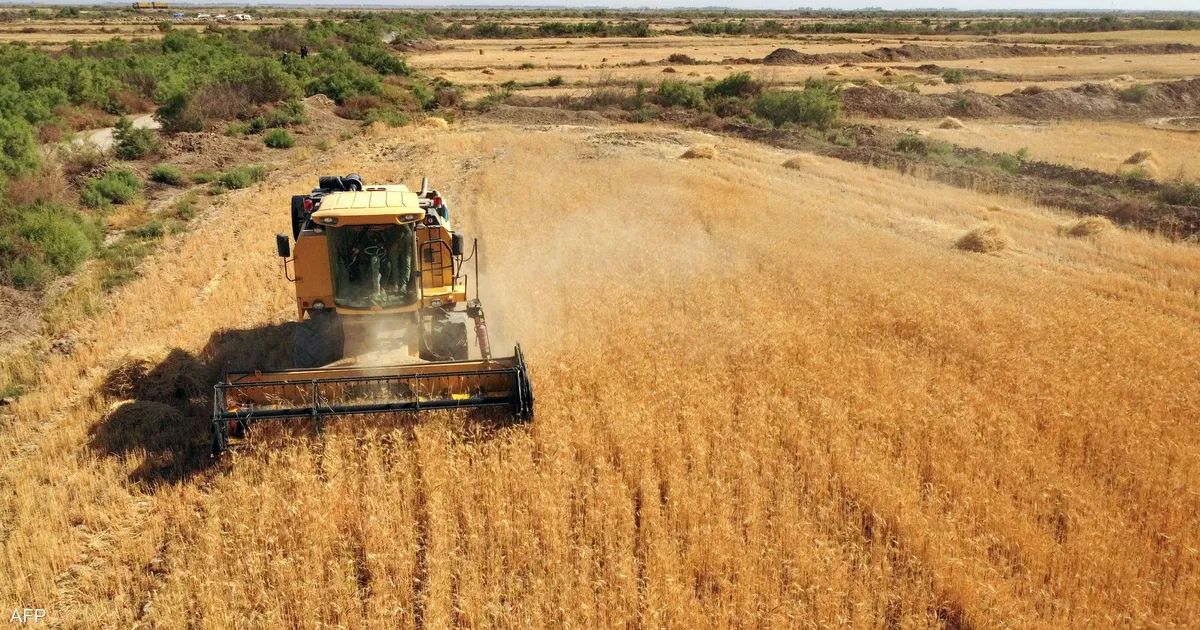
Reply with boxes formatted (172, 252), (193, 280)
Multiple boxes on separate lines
(211, 175), (533, 455)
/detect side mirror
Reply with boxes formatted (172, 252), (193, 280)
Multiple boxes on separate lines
(275, 233), (291, 258)
(451, 233), (464, 256)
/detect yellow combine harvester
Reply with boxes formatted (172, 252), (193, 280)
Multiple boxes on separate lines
(210, 175), (533, 455)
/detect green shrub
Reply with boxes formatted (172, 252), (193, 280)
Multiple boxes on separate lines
(519, 62), (536, 69)
(657, 80), (706, 109)
(349, 43), (410, 76)
(167, 192), (199, 220)
(216, 165), (268, 190)
(149, 164), (185, 186)
(0, 116), (40, 177)
(131, 220), (164, 239)
(363, 108), (410, 127)
(80, 169), (142, 209)
(267, 99), (307, 126)
(113, 116), (159, 160)
(226, 121), (251, 136)
(263, 128), (295, 149)
(8, 258), (50, 289)
(751, 85), (841, 129)
(705, 72), (760, 99)
(15, 205), (101, 275)
(941, 68), (967, 84)
(155, 90), (204, 133)
(1160, 180), (1200, 206)
(896, 135), (929, 154)
(995, 153), (1023, 174)
(547, 75), (565, 87)
(474, 88), (512, 111)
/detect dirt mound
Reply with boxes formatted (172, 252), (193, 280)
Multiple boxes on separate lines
(956, 224), (1011, 253)
(761, 42), (1200, 67)
(680, 144), (717, 159)
(422, 116), (450, 129)
(666, 53), (698, 65)
(160, 132), (262, 171)
(762, 48), (805, 65)
(1061, 216), (1115, 238)
(938, 117), (966, 129)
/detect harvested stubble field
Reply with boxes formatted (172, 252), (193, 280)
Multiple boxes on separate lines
(876, 118), (1200, 180)
(1, 121), (1199, 627)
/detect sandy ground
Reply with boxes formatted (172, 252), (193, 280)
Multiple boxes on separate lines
(1, 119), (1198, 627)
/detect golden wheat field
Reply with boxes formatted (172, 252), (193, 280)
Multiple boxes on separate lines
(2, 121), (1200, 628)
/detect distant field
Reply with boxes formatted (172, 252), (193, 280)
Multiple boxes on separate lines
(876, 118), (1200, 180)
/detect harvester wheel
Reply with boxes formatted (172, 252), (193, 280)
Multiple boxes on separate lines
(294, 311), (344, 368)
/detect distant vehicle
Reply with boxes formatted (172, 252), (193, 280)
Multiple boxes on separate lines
(233, 14), (253, 21)
(171, 12), (185, 19)
(196, 13), (211, 19)
(215, 14), (228, 20)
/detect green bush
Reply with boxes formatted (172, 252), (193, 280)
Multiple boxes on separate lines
(751, 85), (841, 129)
(15, 205), (101, 276)
(217, 165), (268, 190)
(657, 80), (706, 109)
(941, 68), (967, 84)
(149, 164), (185, 185)
(995, 153), (1023, 174)
(547, 75), (565, 87)
(363, 108), (410, 127)
(1160, 180), (1200, 206)
(896, 135), (929, 154)
(0, 116), (40, 177)
(267, 99), (307, 126)
(8, 258), (50, 289)
(263, 128), (295, 149)
(705, 72), (760, 99)
(80, 169), (142, 209)
(155, 90), (204, 133)
(113, 116), (160, 160)
(168, 192), (199, 220)
(131, 220), (164, 239)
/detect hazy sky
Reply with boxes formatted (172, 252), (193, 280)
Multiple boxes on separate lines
(19, 0), (1200, 10)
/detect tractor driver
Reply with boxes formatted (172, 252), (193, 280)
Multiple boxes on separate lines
(338, 226), (414, 306)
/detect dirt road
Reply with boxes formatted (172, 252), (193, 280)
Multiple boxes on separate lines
(1, 121), (1198, 627)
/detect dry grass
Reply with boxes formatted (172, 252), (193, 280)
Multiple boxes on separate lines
(782, 155), (813, 170)
(1124, 149), (1156, 165)
(956, 223), (1012, 252)
(938, 116), (966, 130)
(2, 124), (1200, 628)
(1061, 216), (1116, 238)
(680, 143), (717, 159)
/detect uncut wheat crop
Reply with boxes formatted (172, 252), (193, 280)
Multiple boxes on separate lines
(1, 123), (1198, 628)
